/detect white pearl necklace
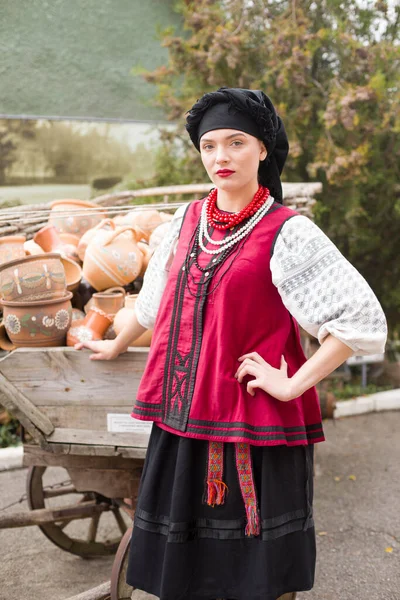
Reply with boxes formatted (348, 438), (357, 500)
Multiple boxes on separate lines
(198, 196), (274, 255)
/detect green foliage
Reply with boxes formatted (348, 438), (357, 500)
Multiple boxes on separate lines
(0, 410), (21, 448)
(0, 120), (36, 184)
(329, 382), (393, 400)
(133, 0), (400, 332)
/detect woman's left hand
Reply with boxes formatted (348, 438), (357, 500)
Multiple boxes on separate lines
(235, 352), (295, 402)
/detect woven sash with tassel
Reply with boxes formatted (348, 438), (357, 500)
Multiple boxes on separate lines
(205, 440), (260, 537)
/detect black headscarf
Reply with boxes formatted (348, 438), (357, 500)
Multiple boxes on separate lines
(185, 87), (289, 203)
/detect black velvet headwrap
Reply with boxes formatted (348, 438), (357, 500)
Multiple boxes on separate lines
(185, 87), (289, 203)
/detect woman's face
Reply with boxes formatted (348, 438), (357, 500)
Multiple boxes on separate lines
(199, 129), (267, 191)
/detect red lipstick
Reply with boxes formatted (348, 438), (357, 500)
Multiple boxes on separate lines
(216, 169), (235, 178)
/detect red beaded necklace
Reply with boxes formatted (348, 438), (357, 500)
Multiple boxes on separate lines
(206, 185), (270, 231)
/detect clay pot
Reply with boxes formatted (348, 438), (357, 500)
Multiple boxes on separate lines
(77, 218), (116, 262)
(24, 240), (45, 256)
(0, 320), (16, 351)
(83, 226), (143, 291)
(71, 308), (85, 321)
(84, 286), (126, 317)
(0, 254), (66, 302)
(59, 233), (80, 247)
(49, 199), (107, 238)
(113, 294), (152, 347)
(1, 292), (73, 347)
(0, 235), (26, 265)
(149, 222), (171, 250)
(137, 242), (153, 277)
(60, 256), (82, 292)
(67, 306), (113, 346)
(34, 224), (80, 264)
(114, 210), (163, 241)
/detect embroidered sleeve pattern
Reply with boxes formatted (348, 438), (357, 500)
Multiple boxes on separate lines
(270, 215), (387, 356)
(135, 204), (188, 330)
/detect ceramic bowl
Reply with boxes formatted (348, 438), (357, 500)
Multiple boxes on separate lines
(0, 254), (66, 303)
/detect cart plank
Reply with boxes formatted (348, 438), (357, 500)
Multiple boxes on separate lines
(47, 427), (149, 448)
(0, 347), (148, 406)
(23, 444), (147, 467)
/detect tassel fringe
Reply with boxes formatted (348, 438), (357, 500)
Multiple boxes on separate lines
(206, 478), (228, 507)
(245, 503), (261, 537)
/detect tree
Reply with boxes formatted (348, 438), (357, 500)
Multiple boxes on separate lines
(137, 0), (400, 332)
(0, 120), (36, 184)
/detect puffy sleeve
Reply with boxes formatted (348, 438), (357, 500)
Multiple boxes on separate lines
(270, 215), (388, 356)
(134, 203), (189, 329)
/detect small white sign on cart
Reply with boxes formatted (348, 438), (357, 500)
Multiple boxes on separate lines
(107, 413), (153, 433)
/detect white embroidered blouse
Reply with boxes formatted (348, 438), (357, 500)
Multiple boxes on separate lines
(135, 203), (387, 356)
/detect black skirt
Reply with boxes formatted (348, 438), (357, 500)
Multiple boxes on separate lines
(126, 423), (316, 600)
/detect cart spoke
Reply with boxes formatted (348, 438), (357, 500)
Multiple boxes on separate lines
(87, 513), (100, 543)
(112, 508), (128, 535)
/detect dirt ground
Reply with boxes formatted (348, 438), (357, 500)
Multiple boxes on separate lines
(1, 411), (399, 600)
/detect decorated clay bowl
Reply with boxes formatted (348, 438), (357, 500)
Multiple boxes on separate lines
(49, 199), (107, 238)
(0, 235), (26, 265)
(0, 254), (66, 303)
(0, 320), (16, 351)
(1, 292), (73, 347)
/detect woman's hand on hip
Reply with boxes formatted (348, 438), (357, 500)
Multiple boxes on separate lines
(235, 352), (294, 401)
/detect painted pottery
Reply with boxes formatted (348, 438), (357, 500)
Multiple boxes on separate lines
(0, 235), (26, 265)
(137, 242), (153, 277)
(114, 210), (163, 240)
(77, 218), (116, 262)
(1, 292), (73, 347)
(0, 320), (16, 351)
(149, 222), (171, 250)
(24, 240), (45, 256)
(71, 308), (85, 321)
(59, 233), (80, 247)
(34, 224), (81, 264)
(60, 256), (82, 292)
(84, 286), (126, 316)
(49, 199), (107, 238)
(0, 254), (66, 302)
(67, 306), (113, 346)
(83, 226), (143, 291)
(113, 294), (152, 347)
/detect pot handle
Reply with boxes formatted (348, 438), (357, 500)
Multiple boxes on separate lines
(101, 286), (126, 297)
(103, 226), (140, 246)
(91, 218), (116, 232)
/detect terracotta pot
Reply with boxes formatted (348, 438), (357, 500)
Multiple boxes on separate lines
(113, 294), (152, 347)
(77, 218), (116, 262)
(34, 224), (81, 264)
(149, 222), (171, 250)
(1, 292), (73, 347)
(0, 254), (66, 302)
(59, 233), (80, 247)
(84, 286), (126, 316)
(83, 226), (143, 291)
(137, 242), (153, 277)
(60, 256), (82, 292)
(71, 308), (85, 321)
(114, 210), (163, 241)
(49, 199), (107, 238)
(159, 212), (174, 223)
(24, 240), (45, 256)
(0, 235), (26, 265)
(0, 320), (16, 351)
(67, 306), (113, 346)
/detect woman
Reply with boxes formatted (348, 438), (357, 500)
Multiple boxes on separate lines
(75, 88), (387, 600)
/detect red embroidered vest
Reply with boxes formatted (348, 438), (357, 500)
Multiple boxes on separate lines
(131, 199), (325, 446)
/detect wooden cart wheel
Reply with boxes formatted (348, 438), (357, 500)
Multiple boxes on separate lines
(110, 526), (134, 600)
(26, 465), (131, 557)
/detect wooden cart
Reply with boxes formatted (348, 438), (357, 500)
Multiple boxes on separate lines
(0, 346), (150, 600)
